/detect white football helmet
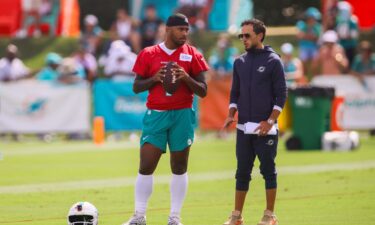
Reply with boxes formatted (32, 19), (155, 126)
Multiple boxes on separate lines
(67, 202), (98, 225)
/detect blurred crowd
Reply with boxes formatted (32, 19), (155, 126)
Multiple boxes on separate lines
(1, 1), (374, 88)
(16, 0), (59, 38)
(1, 0), (217, 84)
(287, 1), (375, 88)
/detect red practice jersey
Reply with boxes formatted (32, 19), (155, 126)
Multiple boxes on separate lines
(133, 43), (209, 110)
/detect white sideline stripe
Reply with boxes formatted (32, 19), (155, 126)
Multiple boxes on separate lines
(0, 161), (374, 194)
(1, 142), (138, 156)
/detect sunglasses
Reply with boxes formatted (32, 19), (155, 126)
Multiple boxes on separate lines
(238, 33), (251, 40)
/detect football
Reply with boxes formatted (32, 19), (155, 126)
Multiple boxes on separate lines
(162, 61), (181, 94)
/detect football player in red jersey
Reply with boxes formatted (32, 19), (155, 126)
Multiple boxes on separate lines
(122, 14), (209, 225)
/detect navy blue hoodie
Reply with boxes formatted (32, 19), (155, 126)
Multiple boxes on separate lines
(230, 46), (287, 124)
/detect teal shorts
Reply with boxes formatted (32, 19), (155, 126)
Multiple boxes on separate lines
(140, 108), (196, 153)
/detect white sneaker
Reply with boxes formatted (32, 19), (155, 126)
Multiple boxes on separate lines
(168, 215), (183, 225)
(257, 210), (278, 225)
(222, 210), (244, 225)
(122, 213), (146, 225)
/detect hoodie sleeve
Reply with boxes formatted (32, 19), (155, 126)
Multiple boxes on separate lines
(271, 58), (287, 111)
(229, 60), (240, 108)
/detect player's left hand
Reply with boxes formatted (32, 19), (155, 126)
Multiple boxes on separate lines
(173, 64), (190, 82)
(254, 121), (273, 136)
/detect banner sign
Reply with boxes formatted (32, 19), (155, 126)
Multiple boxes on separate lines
(93, 79), (147, 131)
(0, 80), (90, 133)
(312, 75), (375, 129)
(342, 94), (375, 129)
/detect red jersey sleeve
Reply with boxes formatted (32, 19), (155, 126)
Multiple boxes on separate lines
(190, 48), (209, 76)
(132, 49), (149, 77)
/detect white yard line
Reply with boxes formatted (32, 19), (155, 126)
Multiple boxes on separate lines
(0, 142), (138, 156)
(1, 160), (374, 194)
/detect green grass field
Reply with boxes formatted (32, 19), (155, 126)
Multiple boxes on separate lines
(0, 135), (374, 225)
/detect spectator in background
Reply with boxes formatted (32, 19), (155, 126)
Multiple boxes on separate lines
(335, 1), (359, 67)
(176, 0), (212, 31)
(351, 41), (375, 80)
(58, 57), (86, 84)
(81, 15), (104, 55)
(0, 44), (31, 82)
(154, 23), (167, 45)
(17, 0), (53, 37)
(34, 53), (62, 143)
(350, 41), (375, 136)
(36, 52), (62, 81)
(208, 33), (238, 80)
(36, 55), (86, 141)
(59, 57), (88, 141)
(280, 43), (305, 87)
(104, 40), (137, 81)
(140, 5), (164, 49)
(296, 7), (322, 77)
(323, 0), (338, 31)
(36, 52), (86, 85)
(40, 0), (53, 16)
(72, 44), (98, 82)
(0, 44), (32, 142)
(312, 30), (348, 76)
(109, 8), (141, 53)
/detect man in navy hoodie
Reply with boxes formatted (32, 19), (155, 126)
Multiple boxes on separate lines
(222, 19), (287, 225)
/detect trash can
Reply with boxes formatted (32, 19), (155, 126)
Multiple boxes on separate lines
(278, 98), (292, 133)
(286, 86), (335, 150)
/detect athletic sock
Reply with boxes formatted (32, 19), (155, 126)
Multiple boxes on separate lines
(170, 173), (188, 217)
(135, 173), (153, 216)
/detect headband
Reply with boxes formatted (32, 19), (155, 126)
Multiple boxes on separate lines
(166, 14), (189, 27)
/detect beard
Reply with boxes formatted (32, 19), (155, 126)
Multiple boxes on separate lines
(245, 39), (262, 51)
(172, 36), (186, 47)
(245, 44), (257, 51)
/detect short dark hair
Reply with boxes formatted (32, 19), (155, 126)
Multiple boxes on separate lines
(241, 19), (266, 42)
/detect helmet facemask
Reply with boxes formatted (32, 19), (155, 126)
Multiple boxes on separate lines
(68, 215), (95, 225)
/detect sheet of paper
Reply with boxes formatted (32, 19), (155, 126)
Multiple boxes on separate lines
(244, 122), (277, 135)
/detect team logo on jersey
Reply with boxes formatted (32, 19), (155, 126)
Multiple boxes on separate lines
(179, 53), (192, 62)
(257, 66), (266, 73)
(266, 139), (274, 146)
(142, 136), (149, 141)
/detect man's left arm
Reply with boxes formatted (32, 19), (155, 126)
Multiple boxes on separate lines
(174, 49), (209, 98)
(270, 59), (287, 120)
(255, 59), (287, 136)
(174, 65), (207, 98)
